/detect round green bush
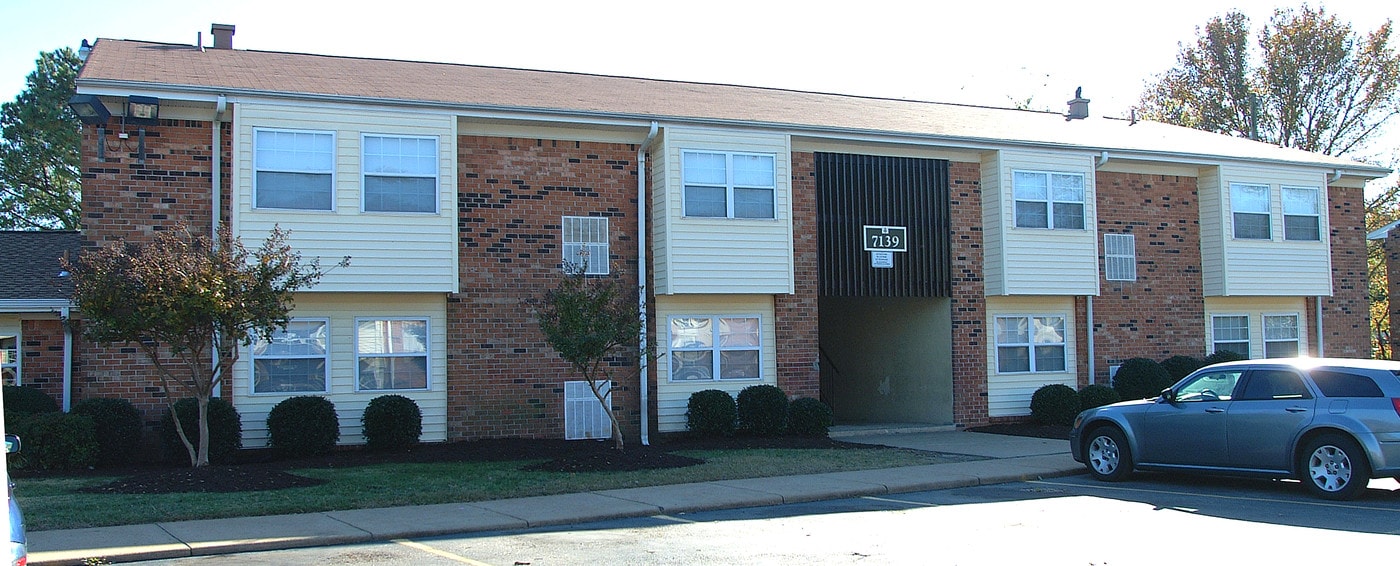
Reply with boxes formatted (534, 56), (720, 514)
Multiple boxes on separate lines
(267, 396), (340, 457)
(1202, 349), (1248, 366)
(160, 397), (243, 465)
(787, 397), (833, 437)
(6, 412), (97, 472)
(71, 397), (144, 467)
(686, 389), (737, 437)
(362, 395), (422, 451)
(737, 384), (789, 436)
(1160, 355), (1205, 380)
(1113, 358), (1174, 400)
(3, 385), (60, 419)
(1077, 384), (1122, 412)
(1029, 384), (1080, 426)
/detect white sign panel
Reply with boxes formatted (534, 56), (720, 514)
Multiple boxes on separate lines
(870, 251), (894, 268)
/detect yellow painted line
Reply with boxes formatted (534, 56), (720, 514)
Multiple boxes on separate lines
(393, 538), (496, 566)
(1031, 479), (1400, 513)
(653, 514), (698, 524)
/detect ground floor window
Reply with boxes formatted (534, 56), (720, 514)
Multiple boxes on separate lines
(1211, 315), (1251, 356)
(668, 316), (761, 381)
(356, 318), (430, 390)
(252, 319), (329, 394)
(1, 335), (17, 385)
(1264, 314), (1300, 358)
(994, 315), (1066, 373)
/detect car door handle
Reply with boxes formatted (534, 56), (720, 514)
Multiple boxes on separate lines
(1286, 407), (1309, 413)
(1206, 407), (1225, 413)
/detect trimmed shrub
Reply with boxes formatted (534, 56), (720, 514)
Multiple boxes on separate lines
(686, 389), (737, 437)
(362, 395), (422, 451)
(1202, 349), (1248, 366)
(160, 398), (243, 465)
(1077, 384), (1121, 412)
(1113, 357), (1174, 400)
(737, 384), (789, 436)
(267, 396), (340, 457)
(1029, 384), (1080, 426)
(6, 412), (98, 471)
(3, 385), (60, 420)
(1160, 355), (1205, 380)
(71, 398), (144, 467)
(787, 397), (833, 437)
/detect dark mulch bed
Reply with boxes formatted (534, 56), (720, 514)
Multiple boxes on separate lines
(72, 434), (871, 495)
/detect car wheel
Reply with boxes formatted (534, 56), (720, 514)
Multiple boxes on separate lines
(1300, 434), (1370, 501)
(1084, 426), (1132, 482)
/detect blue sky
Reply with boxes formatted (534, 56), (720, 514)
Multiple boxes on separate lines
(2, 0), (1395, 180)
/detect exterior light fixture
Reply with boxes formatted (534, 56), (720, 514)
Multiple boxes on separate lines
(67, 94), (111, 125)
(125, 95), (160, 125)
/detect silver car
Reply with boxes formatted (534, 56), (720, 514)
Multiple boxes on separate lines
(1070, 358), (1400, 500)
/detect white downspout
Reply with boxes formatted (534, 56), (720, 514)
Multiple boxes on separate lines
(1086, 297), (1095, 385)
(211, 95), (227, 398)
(62, 306), (73, 411)
(637, 121), (658, 446)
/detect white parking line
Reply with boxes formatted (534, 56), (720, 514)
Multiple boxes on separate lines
(860, 496), (939, 507)
(1030, 479), (1400, 513)
(653, 514), (698, 524)
(393, 538), (497, 566)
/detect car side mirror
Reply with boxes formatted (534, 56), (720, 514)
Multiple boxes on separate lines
(1159, 389), (1177, 404)
(4, 434), (18, 454)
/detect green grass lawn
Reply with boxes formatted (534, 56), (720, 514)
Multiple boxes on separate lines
(18, 447), (958, 531)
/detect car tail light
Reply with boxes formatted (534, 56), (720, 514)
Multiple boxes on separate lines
(1393, 398), (1400, 417)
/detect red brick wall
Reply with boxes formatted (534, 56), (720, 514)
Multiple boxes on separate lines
(19, 319), (66, 405)
(778, 153), (820, 400)
(76, 117), (230, 427)
(449, 136), (640, 440)
(1079, 172), (1206, 383)
(1321, 184), (1369, 357)
(948, 161), (988, 427)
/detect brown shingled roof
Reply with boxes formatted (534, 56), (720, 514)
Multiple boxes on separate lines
(0, 231), (82, 302)
(76, 39), (1386, 174)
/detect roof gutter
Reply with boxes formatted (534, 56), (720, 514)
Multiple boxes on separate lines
(637, 121), (658, 446)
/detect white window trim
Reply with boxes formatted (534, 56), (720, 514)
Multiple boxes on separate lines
(1263, 312), (1302, 358)
(680, 150), (778, 219)
(1229, 182), (1272, 240)
(354, 317), (432, 392)
(360, 133), (441, 215)
(252, 128), (337, 212)
(250, 318), (331, 396)
(994, 314), (1069, 374)
(1, 334), (20, 386)
(666, 314), (764, 382)
(1281, 185), (1322, 242)
(1012, 169), (1086, 230)
(1103, 233), (1137, 282)
(562, 215), (610, 275)
(1210, 314), (1251, 357)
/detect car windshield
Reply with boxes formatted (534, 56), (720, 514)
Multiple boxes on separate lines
(1176, 370), (1242, 402)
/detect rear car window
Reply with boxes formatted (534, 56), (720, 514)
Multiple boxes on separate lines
(1308, 370), (1384, 398)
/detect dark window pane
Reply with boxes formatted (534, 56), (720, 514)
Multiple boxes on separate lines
(733, 187), (774, 219)
(671, 350), (713, 380)
(684, 185), (726, 217)
(1052, 203), (1084, 229)
(1234, 212), (1271, 239)
(1015, 201), (1048, 228)
(256, 172), (333, 210)
(1284, 215), (1320, 241)
(1309, 370), (1384, 398)
(998, 346), (1030, 372)
(358, 356), (428, 390)
(365, 176), (436, 212)
(253, 358), (326, 393)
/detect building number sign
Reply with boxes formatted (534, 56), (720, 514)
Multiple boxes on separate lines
(863, 225), (908, 252)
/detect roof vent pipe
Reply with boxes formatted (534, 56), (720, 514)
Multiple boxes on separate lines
(211, 24), (235, 50)
(1066, 87), (1090, 120)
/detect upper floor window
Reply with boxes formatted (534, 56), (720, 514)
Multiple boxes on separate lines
(1211, 315), (1250, 356)
(1230, 183), (1271, 240)
(254, 129), (335, 210)
(1, 335), (17, 386)
(1282, 187), (1321, 241)
(1013, 171), (1084, 229)
(682, 151), (776, 219)
(252, 319), (329, 394)
(562, 216), (609, 275)
(668, 316), (762, 381)
(362, 135), (438, 213)
(356, 318), (430, 391)
(994, 315), (1067, 373)
(1103, 233), (1136, 281)
(1264, 314), (1300, 358)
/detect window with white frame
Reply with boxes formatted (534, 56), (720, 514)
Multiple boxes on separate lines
(1104, 233), (1137, 281)
(1013, 171), (1085, 229)
(562, 216), (609, 275)
(251, 320), (329, 394)
(1, 335), (18, 386)
(682, 151), (776, 219)
(254, 129), (335, 210)
(994, 316), (1067, 373)
(1282, 186), (1320, 241)
(362, 135), (438, 213)
(356, 318), (429, 390)
(1212, 315), (1251, 356)
(669, 316), (761, 381)
(1230, 183), (1271, 239)
(1264, 314), (1301, 358)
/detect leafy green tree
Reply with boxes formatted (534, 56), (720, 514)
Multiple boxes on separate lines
(1139, 6), (1400, 157)
(65, 225), (347, 467)
(534, 263), (642, 450)
(0, 48), (82, 230)
(1367, 181), (1400, 358)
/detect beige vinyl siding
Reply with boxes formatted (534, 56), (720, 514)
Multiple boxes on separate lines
(1199, 166), (1226, 296)
(656, 127), (793, 294)
(981, 151), (1006, 295)
(986, 296), (1077, 417)
(1217, 165), (1331, 296)
(654, 294), (777, 433)
(1204, 296), (1309, 358)
(992, 150), (1099, 295)
(649, 135), (671, 294)
(232, 292), (448, 447)
(233, 101), (458, 293)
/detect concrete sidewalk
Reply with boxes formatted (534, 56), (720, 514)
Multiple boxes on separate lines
(28, 430), (1081, 565)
